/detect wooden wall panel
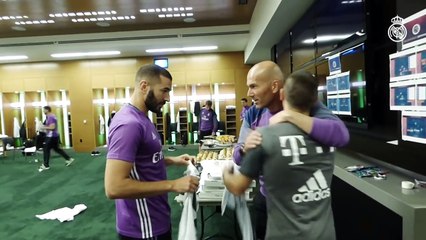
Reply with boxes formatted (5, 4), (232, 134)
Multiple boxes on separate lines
(92, 75), (114, 88)
(1, 78), (24, 92)
(211, 70), (235, 84)
(114, 74), (134, 88)
(186, 71), (210, 84)
(24, 78), (46, 91)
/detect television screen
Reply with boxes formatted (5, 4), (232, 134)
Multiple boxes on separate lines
(154, 58), (168, 68)
(416, 49), (426, 74)
(389, 82), (416, 110)
(401, 111), (426, 144)
(317, 43), (367, 125)
(389, 52), (416, 79)
(402, 8), (426, 50)
(328, 54), (342, 75)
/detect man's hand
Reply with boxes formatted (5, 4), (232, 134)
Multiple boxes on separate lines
(243, 130), (262, 153)
(172, 176), (200, 193)
(171, 154), (195, 166)
(269, 110), (292, 125)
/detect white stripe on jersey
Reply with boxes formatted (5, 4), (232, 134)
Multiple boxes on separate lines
(131, 166), (154, 238)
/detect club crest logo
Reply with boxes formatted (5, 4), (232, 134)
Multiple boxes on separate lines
(388, 15), (407, 42)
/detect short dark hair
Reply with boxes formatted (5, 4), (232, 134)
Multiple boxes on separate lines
(206, 100), (213, 107)
(43, 106), (52, 112)
(241, 98), (248, 102)
(135, 64), (172, 84)
(284, 71), (318, 112)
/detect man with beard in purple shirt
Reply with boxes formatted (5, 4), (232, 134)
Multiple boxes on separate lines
(233, 61), (349, 240)
(105, 64), (200, 240)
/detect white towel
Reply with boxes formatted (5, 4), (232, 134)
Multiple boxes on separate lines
(99, 115), (105, 135)
(177, 163), (199, 240)
(13, 117), (20, 138)
(35, 204), (87, 222)
(221, 164), (254, 240)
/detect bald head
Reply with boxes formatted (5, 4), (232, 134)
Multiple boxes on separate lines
(247, 60), (284, 87)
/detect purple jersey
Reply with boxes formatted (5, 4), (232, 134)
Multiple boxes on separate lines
(199, 108), (218, 132)
(240, 106), (250, 120)
(107, 104), (170, 239)
(45, 114), (59, 137)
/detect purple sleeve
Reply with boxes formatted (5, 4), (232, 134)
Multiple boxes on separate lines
(310, 118), (350, 147)
(107, 122), (142, 162)
(233, 119), (252, 165)
(212, 112), (218, 133)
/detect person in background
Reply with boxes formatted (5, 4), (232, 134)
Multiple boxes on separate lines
(39, 106), (75, 171)
(233, 61), (349, 239)
(240, 98), (250, 122)
(224, 70), (336, 240)
(104, 64), (199, 240)
(198, 100), (218, 140)
(108, 111), (116, 127)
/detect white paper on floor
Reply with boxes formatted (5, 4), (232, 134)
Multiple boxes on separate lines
(35, 204), (87, 222)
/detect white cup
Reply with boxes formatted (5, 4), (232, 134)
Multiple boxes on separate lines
(401, 181), (415, 189)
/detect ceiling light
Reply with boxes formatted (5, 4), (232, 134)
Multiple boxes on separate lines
(146, 46), (217, 53)
(166, 14), (172, 18)
(180, 7), (185, 11)
(0, 55), (28, 61)
(167, 8), (172, 12)
(173, 14), (180, 17)
(174, 7), (179, 11)
(303, 34), (353, 44)
(51, 51), (121, 58)
(148, 9), (155, 13)
(155, 8), (161, 12)
(83, 12), (92, 16)
(140, 9), (147, 13)
(185, 7), (193, 11)
(187, 13), (194, 17)
(159, 14), (165, 18)
(76, 12), (84, 16)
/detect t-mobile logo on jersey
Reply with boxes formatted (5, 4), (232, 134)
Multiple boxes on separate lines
(279, 135), (307, 166)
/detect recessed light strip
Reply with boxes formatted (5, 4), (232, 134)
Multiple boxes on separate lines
(15, 20), (55, 25)
(0, 15), (29, 20)
(140, 7), (192, 13)
(51, 51), (121, 58)
(0, 55), (28, 61)
(159, 13), (193, 18)
(49, 11), (117, 18)
(146, 46), (217, 53)
(71, 16), (135, 22)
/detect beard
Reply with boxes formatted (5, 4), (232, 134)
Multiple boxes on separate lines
(145, 90), (164, 114)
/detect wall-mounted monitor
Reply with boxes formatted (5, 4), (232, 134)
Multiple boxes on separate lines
(154, 58), (168, 68)
(402, 8), (426, 50)
(401, 111), (426, 144)
(328, 54), (342, 75)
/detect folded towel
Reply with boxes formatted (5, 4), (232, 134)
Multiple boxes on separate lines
(35, 204), (87, 222)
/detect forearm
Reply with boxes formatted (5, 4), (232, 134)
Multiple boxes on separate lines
(164, 156), (176, 166)
(310, 118), (350, 147)
(223, 172), (247, 196)
(232, 144), (244, 165)
(286, 111), (314, 134)
(105, 178), (174, 199)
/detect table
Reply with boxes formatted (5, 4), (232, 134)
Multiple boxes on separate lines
(334, 150), (426, 240)
(196, 160), (254, 240)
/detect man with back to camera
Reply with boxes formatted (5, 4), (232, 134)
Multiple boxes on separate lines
(233, 61), (349, 239)
(198, 100), (218, 140)
(224, 70), (336, 240)
(240, 98), (250, 122)
(39, 105), (75, 171)
(104, 64), (200, 240)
